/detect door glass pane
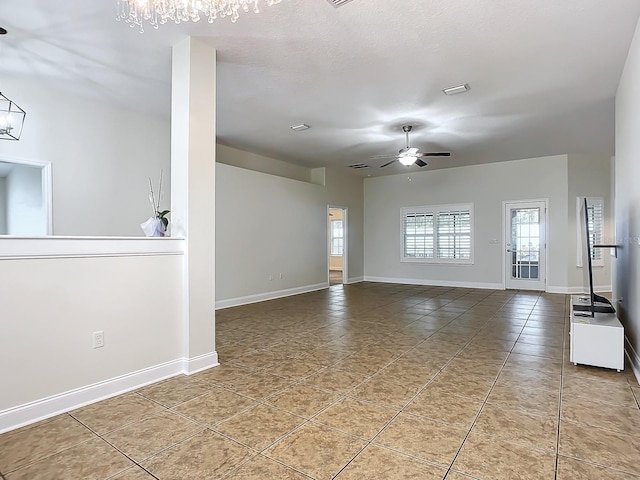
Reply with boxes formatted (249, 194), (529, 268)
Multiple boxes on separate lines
(510, 208), (540, 280)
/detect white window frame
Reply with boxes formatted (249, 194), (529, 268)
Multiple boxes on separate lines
(330, 219), (344, 256)
(400, 203), (474, 265)
(576, 196), (604, 268)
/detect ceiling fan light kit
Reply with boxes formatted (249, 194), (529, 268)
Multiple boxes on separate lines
(376, 125), (451, 168)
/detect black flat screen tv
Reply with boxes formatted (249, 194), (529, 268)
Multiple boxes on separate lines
(573, 197), (615, 317)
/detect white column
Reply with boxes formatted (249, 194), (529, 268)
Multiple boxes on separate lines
(171, 37), (217, 373)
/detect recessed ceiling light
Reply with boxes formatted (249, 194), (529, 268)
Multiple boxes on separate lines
(443, 84), (470, 96)
(290, 124), (311, 131)
(0, 27), (7, 35)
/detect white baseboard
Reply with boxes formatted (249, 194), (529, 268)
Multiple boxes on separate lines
(546, 285), (612, 294)
(215, 282), (328, 310)
(363, 276), (503, 290)
(0, 355), (219, 434)
(625, 336), (640, 386)
(185, 352), (219, 375)
(345, 276), (364, 284)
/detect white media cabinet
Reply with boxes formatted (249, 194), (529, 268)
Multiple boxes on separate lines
(570, 295), (624, 371)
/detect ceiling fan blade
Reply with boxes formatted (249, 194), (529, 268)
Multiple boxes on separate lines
(415, 159), (428, 168)
(369, 153), (398, 160)
(418, 152), (451, 157)
(379, 159), (397, 168)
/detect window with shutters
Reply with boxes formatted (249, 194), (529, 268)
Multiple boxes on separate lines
(401, 204), (474, 264)
(577, 197), (604, 267)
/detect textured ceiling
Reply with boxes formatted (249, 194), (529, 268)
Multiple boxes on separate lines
(1, 0), (639, 176)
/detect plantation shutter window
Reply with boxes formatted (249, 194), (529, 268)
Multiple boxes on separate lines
(401, 204), (474, 264)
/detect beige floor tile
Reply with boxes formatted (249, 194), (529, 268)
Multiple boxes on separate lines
(313, 397), (397, 439)
(559, 420), (640, 475)
(225, 455), (309, 479)
(374, 413), (467, 466)
(349, 376), (421, 409)
(404, 390), (482, 428)
(304, 367), (368, 394)
(191, 364), (254, 386)
(556, 455), (640, 479)
(136, 375), (212, 407)
(173, 389), (256, 426)
(226, 371), (295, 399)
(487, 383), (559, 417)
(472, 404), (558, 452)
(141, 430), (253, 480)
(108, 467), (157, 479)
(0, 415), (94, 473)
(103, 410), (203, 461)
(335, 444), (447, 479)
(427, 371), (494, 400)
(70, 393), (164, 435)
(213, 403), (304, 450)
(266, 383), (341, 417)
(266, 359), (326, 379)
(562, 375), (637, 408)
(496, 365), (561, 392)
(444, 472), (479, 479)
(505, 352), (563, 375)
(453, 432), (556, 480)
(512, 342), (564, 359)
(561, 394), (640, 436)
(5, 437), (132, 480)
(265, 423), (366, 479)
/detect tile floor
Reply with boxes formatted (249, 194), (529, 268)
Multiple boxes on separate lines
(1, 283), (640, 479)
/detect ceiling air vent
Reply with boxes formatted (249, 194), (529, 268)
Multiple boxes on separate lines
(326, 0), (355, 8)
(348, 163), (369, 169)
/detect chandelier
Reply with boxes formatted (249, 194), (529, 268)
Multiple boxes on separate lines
(116, 0), (283, 32)
(0, 92), (26, 141)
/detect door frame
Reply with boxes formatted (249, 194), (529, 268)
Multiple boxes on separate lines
(327, 205), (348, 285)
(0, 156), (53, 235)
(502, 198), (549, 291)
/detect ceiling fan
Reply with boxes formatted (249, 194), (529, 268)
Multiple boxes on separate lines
(374, 125), (451, 168)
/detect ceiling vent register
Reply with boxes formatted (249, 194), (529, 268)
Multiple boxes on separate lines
(326, 0), (355, 7)
(348, 163), (369, 169)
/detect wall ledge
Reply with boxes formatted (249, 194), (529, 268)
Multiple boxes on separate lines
(0, 236), (185, 259)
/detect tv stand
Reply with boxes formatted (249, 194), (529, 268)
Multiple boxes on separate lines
(570, 296), (623, 371)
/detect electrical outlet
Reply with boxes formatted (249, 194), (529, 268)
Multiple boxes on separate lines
(268, 275), (274, 281)
(279, 273), (283, 279)
(93, 331), (104, 349)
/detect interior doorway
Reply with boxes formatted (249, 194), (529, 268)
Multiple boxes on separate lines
(328, 206), (347, 286)
(0, 159), (52, 236)
(504, 199), (548, 291)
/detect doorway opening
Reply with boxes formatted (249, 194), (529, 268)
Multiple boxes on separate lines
(0, 158), (52, 236)
(328, 206), (347, 286)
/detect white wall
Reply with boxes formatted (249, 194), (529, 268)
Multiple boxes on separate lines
(364, 155), (571, 290)
(566, 154), (613, 290)
(0, 241), (185, 431)
(0, 76), (171, 236)
(615, 16), (640, 377)
(5, 163), (45, 235)
(0, 177), (6, 235)
(215, 159), (364, 307)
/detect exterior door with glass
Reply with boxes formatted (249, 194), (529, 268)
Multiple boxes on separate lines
(504, 200), (547, 290)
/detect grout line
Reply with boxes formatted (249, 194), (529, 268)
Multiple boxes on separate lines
(552, 297), (569, 480)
